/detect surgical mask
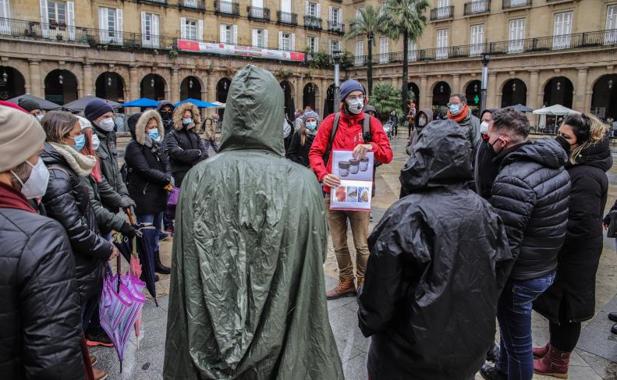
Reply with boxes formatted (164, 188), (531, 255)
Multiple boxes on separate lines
(418, 116), (427, 127)
(73, 134), (86, 151)
(96, 118), (115, 132)
(148, 129), (161, 142)
(92, 134), (100, 150)
(449, 104), (461, 115)
(11, 158), (50, 199)
(345, 98), (364, 115)
(305, 121), (317, 131)
(182, 118), (193, 127)
(36, 114), (44, 122)
(480, 121), (489, 135)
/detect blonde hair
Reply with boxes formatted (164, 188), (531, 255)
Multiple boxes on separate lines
(569, 114), (609, 164)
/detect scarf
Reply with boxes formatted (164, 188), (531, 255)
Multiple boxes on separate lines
(0, 182), (35, 213)
(49, 142), (96, 177)
(448, 104), (470, 124)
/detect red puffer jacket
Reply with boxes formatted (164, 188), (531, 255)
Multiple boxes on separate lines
(309, 110), (393, 192)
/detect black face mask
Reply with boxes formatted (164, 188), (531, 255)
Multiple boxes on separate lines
(555, 135), (571, 155)
(161, 111), (172, 120)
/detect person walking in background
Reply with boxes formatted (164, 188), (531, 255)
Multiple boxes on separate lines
(40, 111), (118, 380)
(361, 120), (513, 380)
(201, 116), (219, 155)
(0, 106), (85, 380)
(447, 94), (481, 151)
(309, 79), (393, 299)
(165, 102), (208, 188)
(479, 108), (570, 380)
(125, 111), (172, 275)
(287, 110), (320, 167)
(532, 114), (612, 378)
(407, 101), (416, 137)
(164, 65), (343, 380)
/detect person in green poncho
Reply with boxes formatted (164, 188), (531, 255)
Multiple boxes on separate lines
(163, 65), (344, 380)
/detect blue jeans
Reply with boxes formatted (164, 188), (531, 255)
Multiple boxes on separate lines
(497, 272), (556, 380)
(137, 212), (163, 228)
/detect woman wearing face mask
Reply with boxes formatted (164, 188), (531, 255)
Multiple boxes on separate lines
(40, 111), (119, 380)
(165, 102), (208, 188)
(405, 109), (432, 155)
(531, 114), (612, 378)
(125, 111), (172, 274)
(287, 111), (320, 167)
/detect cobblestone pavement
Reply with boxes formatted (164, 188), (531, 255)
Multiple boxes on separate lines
(95, 134), (617, 379)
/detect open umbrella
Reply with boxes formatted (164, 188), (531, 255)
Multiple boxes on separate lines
(122, 98), (159, 108)
(508, 104), (534, 113)
(7, 94), (61, 110)
(175, 98), (217, 108)
(63, 96), (122, 112)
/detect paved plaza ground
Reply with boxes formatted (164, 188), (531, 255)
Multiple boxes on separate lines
(95, 135), (617, 379)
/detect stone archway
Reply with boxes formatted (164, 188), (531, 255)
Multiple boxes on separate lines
(280, 80), (295, 121)
(407, 82), (420, 109)
(95, 72), (126, 103)
(216, 78), (231, 119)
(44, 69), (78, 105)
(0, 66), (26, 100)
(180, 76), (202, 100)
(591, 74), (617, 120)
(324, 84), (336, 117)
(140, 73), (166, 100)
(303, 82), (319, 112)
(501, 78), (527, 108)
(432, 81), (451, 116)
(542, 76), (574, 108)
(465, 80), (482, 115)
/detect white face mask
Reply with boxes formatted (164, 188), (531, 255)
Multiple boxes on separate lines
(96, 118), (115, 132)
(345, 98), (364, 115)
(91, 134), (101, 150)
(11, 158), (50, 199)
(480, 121), (489, 135)
(36, 114), (44, 122)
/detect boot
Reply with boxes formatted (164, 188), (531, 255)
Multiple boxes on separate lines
(486, 343), (500, 362)
(155, 250), (171, 274)
(533, 344), (570, 379)
(92, 367), (108, 380)
(356, 277), (365, 296)
(533, 342), (550, 359)
(479, 363), (507, 380)
(609, 312), (617, 323)
(326, 278), (356, 300)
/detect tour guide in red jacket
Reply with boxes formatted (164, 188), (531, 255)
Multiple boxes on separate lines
(309, 79), (393, 299)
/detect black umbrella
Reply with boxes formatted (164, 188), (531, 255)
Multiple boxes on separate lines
(135, 224), (159, 306)
(7, 94), (61, 110)
(508, 104), (534, 113)
(63, 96), (122, 112)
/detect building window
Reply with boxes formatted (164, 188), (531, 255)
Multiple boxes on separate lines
(604, 5), (616, 45)
(470, 24), (484, 56)
(436, 29), (448, 59)
(184, 0), (197, 6)
(407, 39), (417, 62)
(437, 0), (450, 18)
(379, 36), (389, 63)
(307, 2), (318, 17)
(185, 19), (197, 40)
(508, 18), (525, 53)
(330, 7), (341, 25)
(219, 24), (237, 44)
(553, 11), (572, 49)
(252, 29), (267, 48)
(0, 0), (11, 34)
(355, 39), (364, 66)
(142, 12), (159, 47)
(307, 35), (318, 52)
(330, 39), (341, 55)
(48, 0), (66, 25)
(279, 31), (295, 50)
(99, 7), (122, 44)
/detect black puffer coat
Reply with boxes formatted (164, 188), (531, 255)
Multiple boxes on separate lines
(489, 139), (570, 280)
(534, 137), (612, 323)
(286, 131), (315, 167)
(0, 185), (84, 380)
(126, 110), (172, 215)
(94, 128), (129, 201)
(165, 102), (207, 187)
(41, 143), (113, 304)
(361, 121), (513, 380)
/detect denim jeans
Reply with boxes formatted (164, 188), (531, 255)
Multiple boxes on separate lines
(137, 212), (163, 228)
(497, 272), (556, 380)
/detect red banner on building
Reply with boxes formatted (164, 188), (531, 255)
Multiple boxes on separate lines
(176, 39), (305, 62)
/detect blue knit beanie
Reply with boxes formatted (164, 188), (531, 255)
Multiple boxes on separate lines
(339, 80), (365, 101)
(85, 99), (114, 122)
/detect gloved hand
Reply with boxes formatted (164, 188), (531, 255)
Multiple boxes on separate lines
(120, 196), (136, 209)
(120, 221), (137, 238)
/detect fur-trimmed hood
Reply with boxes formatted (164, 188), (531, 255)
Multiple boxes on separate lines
(133, 110), (164, 147)
(173, 102), (201, 131)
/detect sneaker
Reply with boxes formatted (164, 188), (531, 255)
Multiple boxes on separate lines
(486, 344), (500, 363)
(479, 363), (507, 380)
(326, 279), (357, 300)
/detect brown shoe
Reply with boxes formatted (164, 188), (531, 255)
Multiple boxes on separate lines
(90, 354), (97, 366)
(93, 367), (108, 380)
(326, 279), (357, 300)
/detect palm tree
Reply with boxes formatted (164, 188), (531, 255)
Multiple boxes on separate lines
(345, 6), (382, 97)
(380, 0), (429, 113)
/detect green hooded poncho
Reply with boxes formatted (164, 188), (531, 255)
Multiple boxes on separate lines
(163, 65), (343, 380)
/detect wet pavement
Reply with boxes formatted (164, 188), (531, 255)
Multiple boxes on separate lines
(95, 134), (617, 379)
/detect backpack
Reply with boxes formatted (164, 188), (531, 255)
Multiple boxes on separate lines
(323, 112), (372, 165)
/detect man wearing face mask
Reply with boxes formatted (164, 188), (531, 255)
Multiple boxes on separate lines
(474, 109), (498, 199)
(85, 99), (135, 213)
(18, 97), (45, 121)
(157, 101), (175, 134)
(479, 108), (570, 380)
(309, 79), (393, 299)
(0, 106), (84, 379)
(447, 94), (481, 152)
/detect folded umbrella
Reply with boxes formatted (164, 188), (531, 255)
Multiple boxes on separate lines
(135, 224), (159, 306)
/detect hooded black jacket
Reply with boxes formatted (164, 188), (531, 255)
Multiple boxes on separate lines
(489, 139), (570, 280)
(360, 120), (513, 380)
(41, 143), (113, 304)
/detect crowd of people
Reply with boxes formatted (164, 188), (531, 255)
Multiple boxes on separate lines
(0, 64), (615, 380)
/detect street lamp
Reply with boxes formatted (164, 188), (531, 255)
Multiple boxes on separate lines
(333, 49), (342, 111)
(480, 53), (490, 112)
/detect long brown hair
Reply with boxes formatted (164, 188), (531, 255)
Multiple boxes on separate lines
(41, 111), (78, 143)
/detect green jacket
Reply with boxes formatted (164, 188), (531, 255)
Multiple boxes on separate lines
(94, 129), (129, 200)
(164, 65), (343, 380)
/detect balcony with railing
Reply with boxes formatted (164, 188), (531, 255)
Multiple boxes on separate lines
(328, 21), (345, 34)
(430, 6), (454, 21)
(248, 6), (270, 21)
(215, 0), (240, 16)
(464, 1), (490, 16)
(179, 0), (206, 11)
(503, 0), (532, 10)
(277, 11), (298, 25)
(137, 0), (169, 5)
(304, 15), (322, 30)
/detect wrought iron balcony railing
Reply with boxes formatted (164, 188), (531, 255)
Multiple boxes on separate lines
(179, 0), (206, 11)
(328, 21), (345, 34)
(430, 6), (454, 21)
(214, 0), (240, 16)
(277, 11), (298, 26)
(503, 0), (532, 10)
(248, 6), (270, 21)
(464, 1), (490, 16)
(304, 15), (322, 30)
